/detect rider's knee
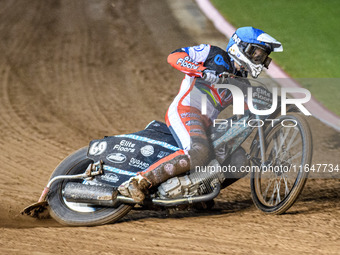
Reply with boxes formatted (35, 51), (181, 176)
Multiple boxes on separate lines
(189, 139), (211, 167)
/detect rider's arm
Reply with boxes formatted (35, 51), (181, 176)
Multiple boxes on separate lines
(167, 44), (211, 77)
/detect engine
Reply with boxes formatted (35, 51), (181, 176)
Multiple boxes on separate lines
(157, 159), (226, 199)
(157, 147), (249, 199)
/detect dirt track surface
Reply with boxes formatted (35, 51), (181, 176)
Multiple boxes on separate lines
(0, 0), (339, 254)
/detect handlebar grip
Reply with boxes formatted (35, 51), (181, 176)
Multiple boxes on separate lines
(202, 72), (222, 83)
(201, 72), (230, 84)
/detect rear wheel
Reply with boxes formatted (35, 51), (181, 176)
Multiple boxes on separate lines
(48, 147), (132, 226)
(250, 113), (313, 214)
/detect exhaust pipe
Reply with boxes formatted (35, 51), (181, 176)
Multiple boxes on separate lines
(151, 183), (220, 207)
(63, 182), (138, 206)
(64, 182), (221, 207)
(63, 183), (120, 207)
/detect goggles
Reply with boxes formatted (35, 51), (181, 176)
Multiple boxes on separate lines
(244, 44), (272, 68)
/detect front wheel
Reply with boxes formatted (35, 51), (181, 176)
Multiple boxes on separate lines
(250, 113), (313, 214)
(47, 147), (132, 226)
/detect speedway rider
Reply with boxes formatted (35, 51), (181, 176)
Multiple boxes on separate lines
(119, 27), (283, 202)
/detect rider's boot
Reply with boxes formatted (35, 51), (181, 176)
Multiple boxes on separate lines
(118, 152), (191, 202)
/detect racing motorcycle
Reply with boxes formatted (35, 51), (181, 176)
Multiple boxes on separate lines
(22, 76), (313, 226)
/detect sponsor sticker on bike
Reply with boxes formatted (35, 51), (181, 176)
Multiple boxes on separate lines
(157, 151), (170, 158)
(106, 153), (127, 163)
(140, 145), (154, 157)
(113, 140), (136, 153)
(128, 157), (149, 170)
(100, 173), (120, 183)
(89, 141), (107, 156)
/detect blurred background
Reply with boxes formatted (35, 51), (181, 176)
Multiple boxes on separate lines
(212, 0), (340, 115)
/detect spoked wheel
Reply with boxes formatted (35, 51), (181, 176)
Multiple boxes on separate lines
(250, 113), (313, 214)
(48, 147), (132, 226)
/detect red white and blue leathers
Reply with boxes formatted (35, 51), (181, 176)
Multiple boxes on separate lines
(139, 44), (237, 186)
(166, 44), (235, 151)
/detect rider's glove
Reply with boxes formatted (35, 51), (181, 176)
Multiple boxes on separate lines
(202, 69), (219, 84)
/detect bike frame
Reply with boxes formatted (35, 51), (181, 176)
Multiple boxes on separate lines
(211, 111), (268, 166)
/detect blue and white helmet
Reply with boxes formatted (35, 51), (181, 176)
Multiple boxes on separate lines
(226, 27), (283, 78)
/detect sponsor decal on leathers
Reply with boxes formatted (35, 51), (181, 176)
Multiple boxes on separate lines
(185, 120), (202, 126)
(176, 56), (200, 69)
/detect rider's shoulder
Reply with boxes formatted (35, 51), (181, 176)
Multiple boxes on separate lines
(190, 44), (211, 52)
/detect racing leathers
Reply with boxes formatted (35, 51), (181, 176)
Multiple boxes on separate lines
(119, 44), (240, 202)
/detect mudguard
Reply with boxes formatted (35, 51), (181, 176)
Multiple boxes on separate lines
(87, 120), (181, 187)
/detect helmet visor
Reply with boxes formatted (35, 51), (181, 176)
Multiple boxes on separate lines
(244, 44), (271, 68)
